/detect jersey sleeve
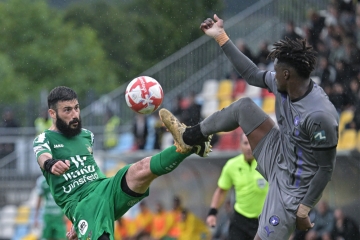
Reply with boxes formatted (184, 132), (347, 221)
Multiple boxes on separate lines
(33, 132), (52, 159)
(263, 71), (278, 94)
(217, 162), (233, 190)
(306, 111), (338, 149)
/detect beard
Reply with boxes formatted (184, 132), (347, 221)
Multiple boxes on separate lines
(56, 115), (82, 138)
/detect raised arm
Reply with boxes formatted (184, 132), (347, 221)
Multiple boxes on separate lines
(200, 14), (267, 88)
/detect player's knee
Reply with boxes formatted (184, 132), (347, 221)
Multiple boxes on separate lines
(98, 233), (110, 240)
(232, 97), (255, 110)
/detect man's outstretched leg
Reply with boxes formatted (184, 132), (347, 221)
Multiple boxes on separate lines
(159, 97), (275, 152)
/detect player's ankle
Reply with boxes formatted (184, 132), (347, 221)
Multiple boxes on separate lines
(183, 124), (208, 145)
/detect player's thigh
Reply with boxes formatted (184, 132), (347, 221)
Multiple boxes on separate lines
(252, 126), (281, 182)
(72, 186), (119, 240)
(257, 186), (300, 240)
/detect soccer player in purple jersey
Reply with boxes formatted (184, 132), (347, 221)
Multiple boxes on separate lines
(159, 15), (339, 240)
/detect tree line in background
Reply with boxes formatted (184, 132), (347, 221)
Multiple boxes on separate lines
(0, 0), (223, 104)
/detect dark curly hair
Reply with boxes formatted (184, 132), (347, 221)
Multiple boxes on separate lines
(268, 37), (317, 79)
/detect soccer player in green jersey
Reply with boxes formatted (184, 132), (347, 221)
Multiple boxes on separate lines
(206, 133), (268, 240)
(33, 86), (211, 240)
(34, 175), (67, 240)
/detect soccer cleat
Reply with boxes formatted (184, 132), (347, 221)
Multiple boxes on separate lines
(192, 137), (213, 157)
(159, 108), (193, 153)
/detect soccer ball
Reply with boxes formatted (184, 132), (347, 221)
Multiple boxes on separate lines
(125, 76), (164, 114)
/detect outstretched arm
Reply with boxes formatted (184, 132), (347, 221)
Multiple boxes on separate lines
(206, 187), (228, 227)
(200, 14), (267, 88)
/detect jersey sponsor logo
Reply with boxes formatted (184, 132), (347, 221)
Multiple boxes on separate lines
(63, 165), (96, 181)
(127, 199), (139, 207)
(313, 130), (326, 142)
(264, 226), (274, 237)
(78, 220), (88, 236)
(62, 172), (99, 194)
(69, 155), (87, 168)
(54, 144), (64, 148)
(269, 215), (280, 226)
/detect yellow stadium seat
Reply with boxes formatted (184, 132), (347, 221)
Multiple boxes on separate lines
(337, 129), (357, 150)
(15, 205), (30, 224)
(217, 80), (233, 100)
(218, 98), (232, 111)
(262, 96), (276, 114)
(339, 110), (354, 134)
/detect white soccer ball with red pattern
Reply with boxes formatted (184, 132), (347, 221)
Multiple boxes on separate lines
(125, 76), (164, 114)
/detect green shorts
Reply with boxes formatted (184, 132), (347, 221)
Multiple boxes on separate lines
(42, 214), (66, 239)
(71, 164), (149, 240)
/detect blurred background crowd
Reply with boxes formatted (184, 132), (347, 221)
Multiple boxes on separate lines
(1, 0), (360, 240)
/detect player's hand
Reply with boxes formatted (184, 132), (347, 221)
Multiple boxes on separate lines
(206, 215), (217, 228)
(52, 160), (70, 175)
(66, 226), (78, 240)
(200, 14), (225, 38)
(296, 204), (314, 231)
(296, 215), (314, 231)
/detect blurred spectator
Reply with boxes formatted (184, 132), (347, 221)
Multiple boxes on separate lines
(172, 95), (186, 121)
(348, 100), (360, 130)
(315, 40), (330, 58)
(153, 115), (166, 150)
(178, 208), (211, 240)
(282, 20), (302, 41)
(235, 38), (254, 62)
(254, 40), (271, 66)
(305, 200), (335, 240)
(34, 108), (52, 136)
(313, 56), (336, 88)
(134, 201), (153, 240)
(167, 196), (184, 240)
(328, 82), (347, 114)
(103, 109), (121, 150)
(306, 10), (326, 49)
(332, 208), (360, 240)
(150, 202), (173, 240)
(343, 39), (360, 72)
(334, 58), (354, 95)
(328, 36), (346, 65)
(115, 217), (130, 240)
(0, 108), (19, 159)
(181, 92), (202, 127)
(345, 77), (359, 108)
(133, 114), (148, 150)
(1, 108), (19, 128)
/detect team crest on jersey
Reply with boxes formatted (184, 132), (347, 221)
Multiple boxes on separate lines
(294, 116), (300, 126)
(86, 145), (93, 154)
(269, 215), (280, 226)
(78, 220), (88, 236)
(257, 179), (267, 189)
